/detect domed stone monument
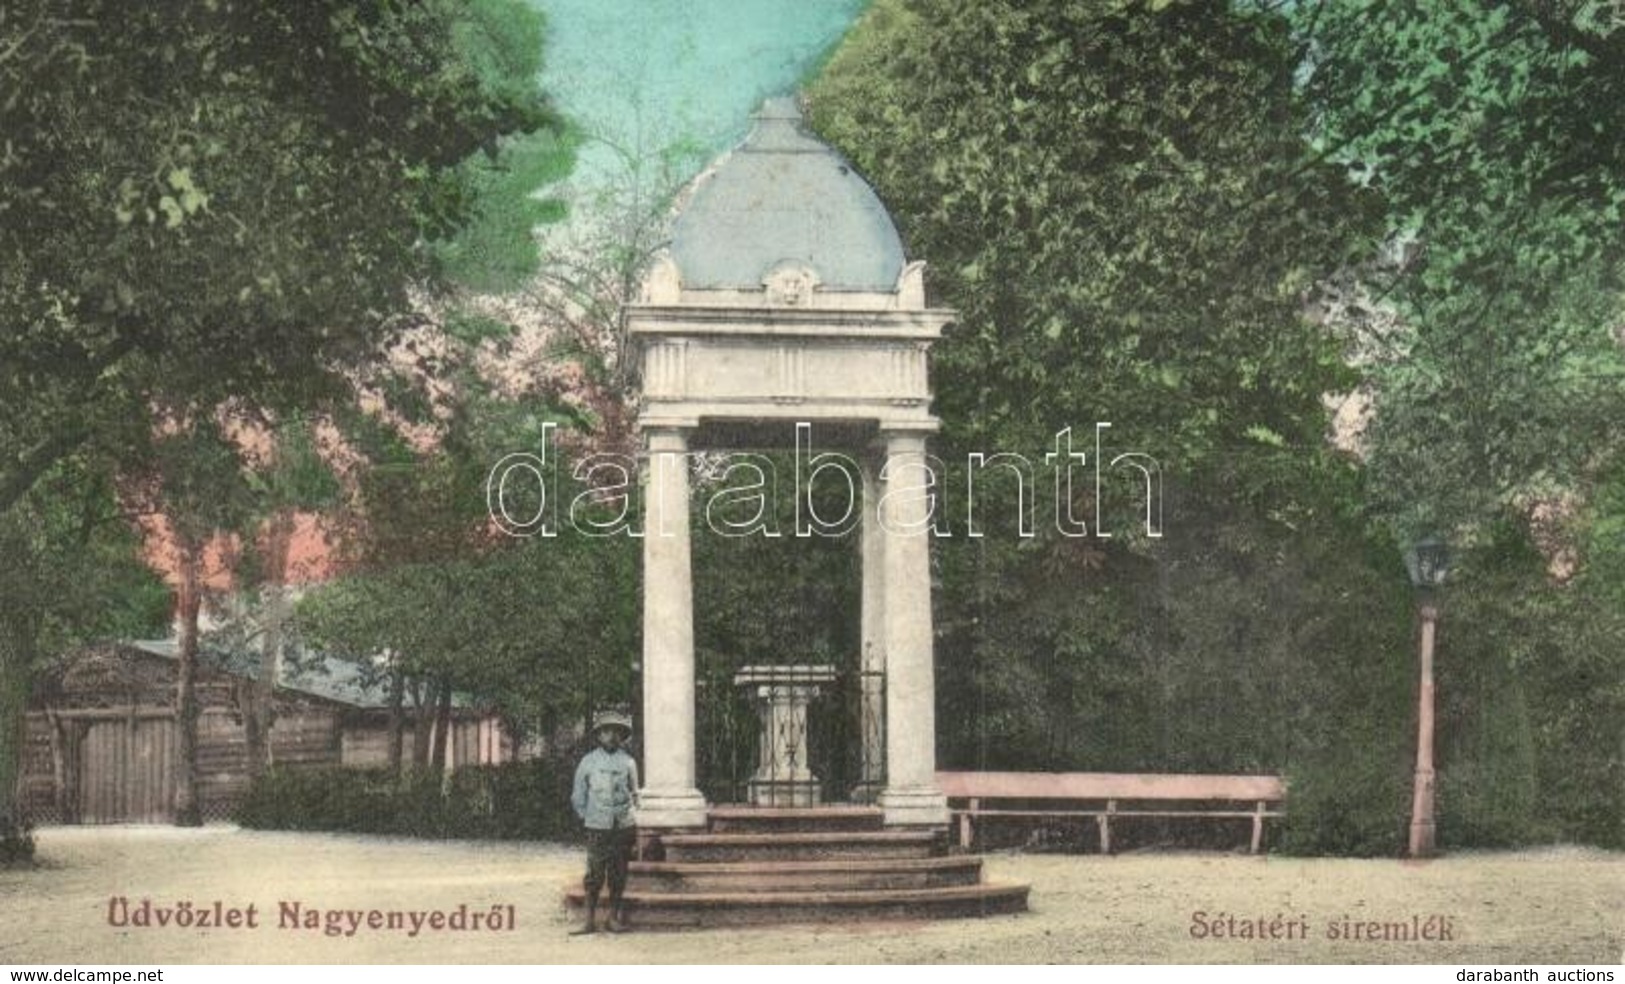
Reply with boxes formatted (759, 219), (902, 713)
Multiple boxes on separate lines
(628, 95), (951, 831)
(566, 97), (1029, 928)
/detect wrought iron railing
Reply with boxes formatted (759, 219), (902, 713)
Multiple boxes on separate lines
(696, 664), (884, 806)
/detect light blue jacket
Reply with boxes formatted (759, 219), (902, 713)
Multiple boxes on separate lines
(571, 748), (639, 830)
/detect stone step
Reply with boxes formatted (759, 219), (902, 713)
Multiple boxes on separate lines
(658, 829), (943, 863)
(628, 855), (984, 894)
(706, 805), (885, 834)
(564, 882), (1031, 930)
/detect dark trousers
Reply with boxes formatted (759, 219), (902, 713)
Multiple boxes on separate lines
(583, 827), (634, 903)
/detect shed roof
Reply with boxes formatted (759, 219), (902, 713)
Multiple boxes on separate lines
(127, 639), (478, 711)
(127, 639), (378, 708)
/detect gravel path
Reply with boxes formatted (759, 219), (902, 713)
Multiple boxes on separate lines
(0, 826), (1618, 964)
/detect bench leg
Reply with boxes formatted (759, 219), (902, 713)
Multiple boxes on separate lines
(1250, 803), (1265, 854)
(1096, 815), (1111, 855)
(959, 799), (977, 851)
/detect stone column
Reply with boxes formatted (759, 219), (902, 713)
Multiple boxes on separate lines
(876, 428), (949, 826)
(636, 426), (708, 828)
(855, 451), (886, 801)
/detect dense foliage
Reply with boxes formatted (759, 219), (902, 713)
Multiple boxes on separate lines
(9, 0), (1622, 856)
(810, 0), (1625, 852)
(1297, 1), (1625, 533)
(0, 0), (562, 511)
(297, 529), (639, 763)
(1290, 0), (1625, 848)
(292, 301), (639, 762)
(235, 762), (582, 842)
(0, 461), (169, 846)
(812, 0), (1377, 470)
(0, 0), (566, 826)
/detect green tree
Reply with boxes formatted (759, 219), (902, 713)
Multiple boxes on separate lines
(297, 472), (638, 774)
(0, 0), (567, 827)
(1292, 1), (1625, 848)
(294, 280), (639, 771)
(811, 0), (1378, 470)
(125, 420), (257, 825)
(233, 416), (343, 780)
(810, 0), (1417, 850)
(1295, 0), (1625, 535)
(0, 0), (563, 514)
(0, 461), (167, 851)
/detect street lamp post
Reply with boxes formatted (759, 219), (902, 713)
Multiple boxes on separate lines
(1404, 536), (1450, 858)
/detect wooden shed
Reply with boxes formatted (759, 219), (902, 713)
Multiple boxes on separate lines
(20, 641), (513, 824)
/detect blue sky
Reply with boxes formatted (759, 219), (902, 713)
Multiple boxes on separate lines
(532, 0), (867, 203)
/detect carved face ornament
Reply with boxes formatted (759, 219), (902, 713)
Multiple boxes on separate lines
(764, 264), (817, 306)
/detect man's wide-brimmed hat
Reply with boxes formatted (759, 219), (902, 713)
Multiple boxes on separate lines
(592, 709), (633, 736)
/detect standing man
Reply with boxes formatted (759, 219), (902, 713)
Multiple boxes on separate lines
(570, 709), (638, 934)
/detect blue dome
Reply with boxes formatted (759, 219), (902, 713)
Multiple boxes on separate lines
(670, 97), (906, 292)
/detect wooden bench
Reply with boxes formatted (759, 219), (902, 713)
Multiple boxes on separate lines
(936, 771), (1286, 854)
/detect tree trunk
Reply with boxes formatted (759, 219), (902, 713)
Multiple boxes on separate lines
(43, 708), (66, 823)
(63, 721), (84, 826)
(410, 679), (432, 770)
(246, 509), (294, 780)
(173, 543), (203, 827)
(0, 630), (33, 832)
(386, 664), (405, 776)
(430, 679), (453, 773)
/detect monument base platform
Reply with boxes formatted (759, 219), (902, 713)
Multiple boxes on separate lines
(878, 786), (951, 828)
(746, 778), (823, 807)
(563, 805), (1029, 931)
(634, 789), (710, 829)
